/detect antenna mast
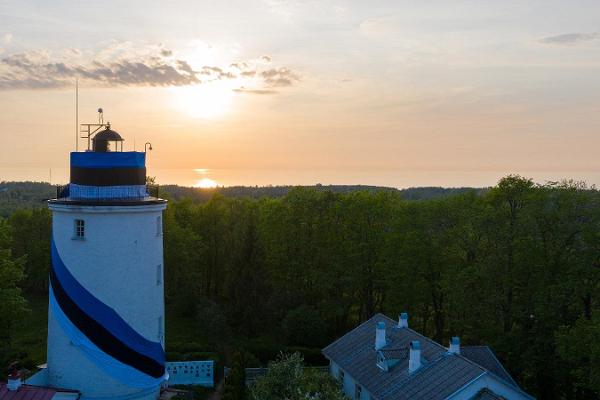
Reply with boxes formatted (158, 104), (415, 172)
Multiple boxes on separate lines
(80, 108), (110, 151)
(75, 79), (79, 151)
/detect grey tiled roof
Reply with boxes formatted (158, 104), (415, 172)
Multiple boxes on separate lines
(380, 348), (408, 360)
(322, 314), (488, 400)
(461, 346), (518, 387)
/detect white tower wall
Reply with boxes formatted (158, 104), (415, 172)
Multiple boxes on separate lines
(47, 203), (166, 400)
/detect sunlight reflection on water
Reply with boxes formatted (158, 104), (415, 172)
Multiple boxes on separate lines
(2, 167), (600, 189)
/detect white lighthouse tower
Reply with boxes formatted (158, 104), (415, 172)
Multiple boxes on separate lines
(47, 122), (167, 400)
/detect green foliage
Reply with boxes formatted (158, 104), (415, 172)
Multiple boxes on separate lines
(84, 178), (600, 398)
(556, 316), (600, 396)
(9, 208), (51, 294)
(282, 305), (326, 348)
(250, 353), (344, 400)
(0, 217), (29, 370)
(0, 182), (55, 217)
(4, 177), (600, 398)
(195, 296), (231, 348)
(222, 351), (247, 400)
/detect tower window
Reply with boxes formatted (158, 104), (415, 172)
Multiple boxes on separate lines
(156, 264), (162, 285)
(156, 216), (162, 236)
(73, 219), (85, 240)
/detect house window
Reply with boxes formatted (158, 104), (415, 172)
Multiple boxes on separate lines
(355, 384), (362, 399)
(339, 370), (345, 388)
(74, 219), (85, 239)
(156, 216), (162, 236)
(156, 264), (162, 285)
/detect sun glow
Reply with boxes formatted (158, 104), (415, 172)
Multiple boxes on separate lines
(195, 178), (219, 188)
(171, 84), (233, 119)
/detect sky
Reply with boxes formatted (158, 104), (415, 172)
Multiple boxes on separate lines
(1, 0), (600, 188)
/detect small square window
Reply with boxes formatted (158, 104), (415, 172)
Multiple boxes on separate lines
(73, 219), (85, 240)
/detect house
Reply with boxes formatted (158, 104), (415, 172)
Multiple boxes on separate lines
(322, 313), (534, 400)
(1, 369), (80, 400)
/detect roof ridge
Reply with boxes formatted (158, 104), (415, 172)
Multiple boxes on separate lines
(0, 383), (80, 393)
(449, 350), (487, 372)
(401, 327), (448, 352)
(454, 347), (527, 392)
(480, 346), (520, 388)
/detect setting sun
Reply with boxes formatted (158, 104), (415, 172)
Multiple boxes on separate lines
(195, 178), (219, 188)
(171, 83), (233, 119)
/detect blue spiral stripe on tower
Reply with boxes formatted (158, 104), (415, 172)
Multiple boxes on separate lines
(50, 239), (165, 380)
(49, 287), (167, 389)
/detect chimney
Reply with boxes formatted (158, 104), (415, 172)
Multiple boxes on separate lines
(375, 321), (387, 350)
(7, 370), (22, 391)
(409, 341), (421, 373)
(449, 337), (460, 354)
(398, 312), (408, 328)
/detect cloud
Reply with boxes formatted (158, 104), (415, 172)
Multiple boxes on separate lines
(0, 50), (199, 89)
(2, 33), (12, 45)
(229, 62), (248, 70)
(539, 32), (600, 46)
(260, 67), (300, 87)
(200, 66), (236, 80)
(233, 87), (278, 95)
(0, 43), (301, 92)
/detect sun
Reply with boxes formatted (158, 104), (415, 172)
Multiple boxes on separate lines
(171, 83), (233, 119)
(195, 178), (219, 188)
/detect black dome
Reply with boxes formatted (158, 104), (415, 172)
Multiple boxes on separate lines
(93, 128), (123, 142)
(92, 127), (124, 152)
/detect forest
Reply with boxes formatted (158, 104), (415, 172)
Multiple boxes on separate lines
(0, 175), (599, 399)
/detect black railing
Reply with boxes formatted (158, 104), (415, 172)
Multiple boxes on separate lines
(56, 184), (70, 199)
(54, 184), (161, 200)
(147, 184), (160, 198)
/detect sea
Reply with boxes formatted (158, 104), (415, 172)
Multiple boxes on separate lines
(1, 167), (599, 189)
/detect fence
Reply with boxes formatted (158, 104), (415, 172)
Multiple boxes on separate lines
(54, 184), (161, 200)
(165, 361), (214, 387)
(223, 366), (330, 386)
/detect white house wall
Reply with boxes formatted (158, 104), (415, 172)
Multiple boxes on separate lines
(445, 372), (535, 400)
(53, 393), (80, 400)
(329, 359), (373, 400)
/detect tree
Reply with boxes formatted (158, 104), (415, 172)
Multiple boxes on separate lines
(222, 351), (247, 400)
(556, 316), (600, 398)
(281, 305), (326, 348)
(0, 219), (28, 367)
(250, 353), (344, 400)
(9, 208), (51, 294)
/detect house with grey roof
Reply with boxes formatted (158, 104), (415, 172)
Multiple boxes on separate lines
(322, 313), (534, 400)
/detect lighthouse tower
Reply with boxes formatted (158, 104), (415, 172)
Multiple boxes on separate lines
(47, 124), (167, 400)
